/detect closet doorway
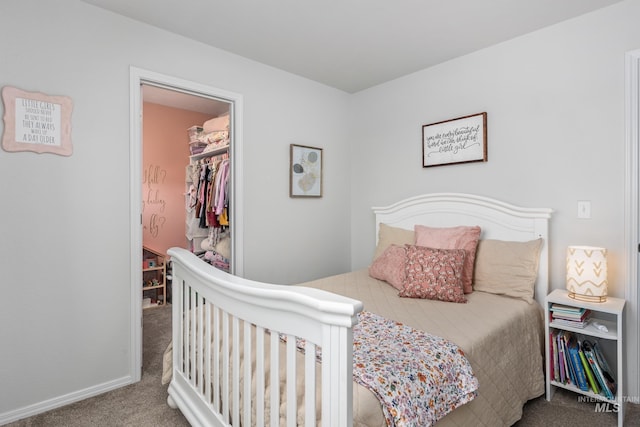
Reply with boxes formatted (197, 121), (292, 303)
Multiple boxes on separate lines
(130, 67), (244, 381)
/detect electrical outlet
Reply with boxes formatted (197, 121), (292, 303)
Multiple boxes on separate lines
(577, 200), (591, 219)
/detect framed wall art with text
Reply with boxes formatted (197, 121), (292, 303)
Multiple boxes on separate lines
(422, 112), (486, 167)
(1, 86), (73, 156)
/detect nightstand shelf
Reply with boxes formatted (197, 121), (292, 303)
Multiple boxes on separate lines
(545, 289), (625, 426)
(548, 317), (618, 340)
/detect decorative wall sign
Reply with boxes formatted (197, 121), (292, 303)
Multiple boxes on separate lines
(290, 144), (323, 197)
(1, 86), (73, 156)
(422, 112), (487, 167)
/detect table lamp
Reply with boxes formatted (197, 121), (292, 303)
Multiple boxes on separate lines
(566, 246), (608, 302)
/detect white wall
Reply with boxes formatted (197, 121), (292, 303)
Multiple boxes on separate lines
(349, 0), (640, 397)
(0, 0), (350, 420)
(3, 0), (640, 421)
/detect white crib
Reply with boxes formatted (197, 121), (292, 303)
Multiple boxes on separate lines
(166, 247), (364, 427)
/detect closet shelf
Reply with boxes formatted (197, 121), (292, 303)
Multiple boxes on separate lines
(190, 144), (229, 161)
(142, 246), (167, 309)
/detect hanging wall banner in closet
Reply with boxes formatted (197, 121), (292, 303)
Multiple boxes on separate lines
(143, 164), (168, 238)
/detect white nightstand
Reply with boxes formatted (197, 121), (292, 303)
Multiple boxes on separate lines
(545, 289), (625, 426)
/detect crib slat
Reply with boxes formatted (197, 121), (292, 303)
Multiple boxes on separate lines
(197, 294), (204, 392)
(256, 326), (265, 427)
(232, 316), (240, 425)
(243, 321), (252, 426)
(189, 288), (196, 386)
(181, 282), (188, 376)
(177, 281), (183, 375)
(270, 331), (280, 427)
(222, 311), (230, 423)
(305, 341), (316, 427)
(286, 335), (297, 427)
(204, 302), (212, 404)
(213, 306), (220, 412)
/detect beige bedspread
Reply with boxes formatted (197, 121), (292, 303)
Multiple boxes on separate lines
(163, 268), (545, 426)
(301, 269), (545, 427)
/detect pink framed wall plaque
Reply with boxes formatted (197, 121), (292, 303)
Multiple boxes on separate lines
(2, 86), (73, 156)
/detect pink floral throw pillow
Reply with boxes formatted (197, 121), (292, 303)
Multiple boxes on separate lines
(399, 245), (467, 303)
(368, 244), (407, 290)
(414, 225), (481, 294)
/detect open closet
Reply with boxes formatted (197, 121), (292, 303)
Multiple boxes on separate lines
(141, 84), (232, 309)
(131, 68), (244, 382)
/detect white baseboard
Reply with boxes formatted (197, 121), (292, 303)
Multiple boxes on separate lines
(0, 375), (134, 426)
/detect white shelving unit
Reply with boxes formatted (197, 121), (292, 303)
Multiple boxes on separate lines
(545, 289), (625, 426)
(142, 246), (166, 309)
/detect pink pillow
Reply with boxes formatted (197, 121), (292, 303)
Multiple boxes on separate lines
(399, 245), (467, 303)
(414, 225), (481, 294)
(369, 244), (407, 290)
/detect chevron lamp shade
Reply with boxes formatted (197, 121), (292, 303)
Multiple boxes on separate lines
(566, 246), (608, 302)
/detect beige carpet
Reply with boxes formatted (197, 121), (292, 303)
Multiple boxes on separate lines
(515, 387), (640, 427)
(7, 305), (639, 426)
(6, 305), (189, 427)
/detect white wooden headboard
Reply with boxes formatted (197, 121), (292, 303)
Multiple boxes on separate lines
(372, 193), (553, 307)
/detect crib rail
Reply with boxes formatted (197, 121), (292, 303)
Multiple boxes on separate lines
(166, 247), (363, 427)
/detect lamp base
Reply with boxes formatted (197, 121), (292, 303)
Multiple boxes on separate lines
(568, 292), (607, 303)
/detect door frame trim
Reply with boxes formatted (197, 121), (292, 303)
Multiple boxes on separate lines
(129, 67), (244, 380)
(624, 48), (640, 400)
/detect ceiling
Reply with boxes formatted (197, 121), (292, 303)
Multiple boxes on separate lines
(142, 84), (231, 115)
(84, 0), (622, 93)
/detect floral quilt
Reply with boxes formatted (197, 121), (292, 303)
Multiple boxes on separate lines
(289, 311), (478, 427)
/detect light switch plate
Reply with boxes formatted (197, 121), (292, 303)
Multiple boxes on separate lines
(577, 200), (591, 219)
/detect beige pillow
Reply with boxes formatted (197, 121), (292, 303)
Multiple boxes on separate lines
(473, 238), (543, 303)
(372, 223), (414, 261)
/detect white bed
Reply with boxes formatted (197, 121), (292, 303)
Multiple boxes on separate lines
(164, 193), (553, 426)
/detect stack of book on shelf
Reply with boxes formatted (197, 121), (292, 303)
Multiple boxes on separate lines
(549, 329), (617, 400)
(550, 303), (591, 328)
